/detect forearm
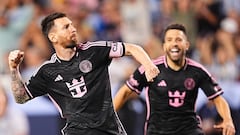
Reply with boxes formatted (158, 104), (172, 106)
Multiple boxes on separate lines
(113, 85), (133, 112)
(10, 69), (30, 104)
(213, 96), (233, 122)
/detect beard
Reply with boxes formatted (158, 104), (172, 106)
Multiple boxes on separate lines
(166, 50), (185, 65)
(65, 39), (78, 48)
(66, 43), (77, 48)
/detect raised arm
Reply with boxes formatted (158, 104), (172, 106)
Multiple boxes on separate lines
(113, 84), (137, 111)
(124, 43), (160, 82)
(212, 96), (235, 135)
(8, 50), (30, 104)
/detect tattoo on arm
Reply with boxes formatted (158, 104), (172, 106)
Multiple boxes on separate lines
(10, 70), (29, 103)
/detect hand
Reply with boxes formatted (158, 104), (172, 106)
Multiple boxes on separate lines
(214, 121), (235, 135)
(8, 50), (24, 70)
(145, 64), (160, 82)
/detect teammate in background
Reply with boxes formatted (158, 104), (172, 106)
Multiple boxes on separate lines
(113, 23), (235, 135)
(8, 12), (159, 135)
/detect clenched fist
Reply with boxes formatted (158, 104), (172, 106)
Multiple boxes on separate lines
(8, 50), (24, 70)
(145, 64), (160, 82)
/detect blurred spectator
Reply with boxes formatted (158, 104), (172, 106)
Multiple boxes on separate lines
(172, 0), (197, 56)
(195, 21), (240, 134)
(234, 33), (240, 81)
(152, 0), (174, 39)
(0, 84), (29, 135)
(96, 0), (122, 41)
(144, 0), (173, 59)
(0, 0), (34, 74)
(119, 0), (152, 45)
(195, 0), (225, 37)
(20, 45), (47, 82)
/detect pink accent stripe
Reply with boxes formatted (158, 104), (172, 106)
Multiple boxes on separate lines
(48, 94), (63, 118)
(197, 115), (202, 128)
(152, 56), (165, 65)
(186, 58), (212, 77)
(144, 87), (150, 135)
(79, 41), (107, 50)
(126, 81), (141, 94)
(61, 123), (68, 135)
(25, 85), (33, 98)
(208, 90), (223, 100)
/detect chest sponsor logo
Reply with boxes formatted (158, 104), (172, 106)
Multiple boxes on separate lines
(79, 60), (92, 73)
(168, 90), (186, 107)
(65, 77), (87, 98)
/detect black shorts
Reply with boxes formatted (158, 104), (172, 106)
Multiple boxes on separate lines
(62, 128), (125, 135)
(62, 115), (127, 135)
(146, 127), (204, 135)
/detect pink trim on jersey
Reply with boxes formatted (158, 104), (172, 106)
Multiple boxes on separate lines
(48, 94), (64, 118)
(78, 41), (124, 58)
(25, 85), (34, 98)
(208, 91), (223, 100)
(126, 81), (141, 94)
(61, 123), (68, 135)
(186, 58), (212, 76)
(144, 87), (150, 135)
(186, 58), (223, 98)
(78, 41), (107, 50)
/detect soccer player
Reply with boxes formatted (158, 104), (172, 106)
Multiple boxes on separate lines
(113, 23), (235, 135)
(8, 12), (159, 135)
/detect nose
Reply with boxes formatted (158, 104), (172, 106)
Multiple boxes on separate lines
(70, 25), (77, 33)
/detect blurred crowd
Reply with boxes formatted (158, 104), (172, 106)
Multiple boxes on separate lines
(0, 0), (240, 135)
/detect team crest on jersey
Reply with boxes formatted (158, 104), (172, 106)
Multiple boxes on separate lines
(79, 60), (92, 73)
(184, 78), (195, 90)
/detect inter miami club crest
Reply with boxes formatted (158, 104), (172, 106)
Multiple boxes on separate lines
(79, 60), (92, 73)
(184, 78), (195, 90)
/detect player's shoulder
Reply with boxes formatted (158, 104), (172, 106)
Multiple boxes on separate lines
(186, 58), (204, 69)
(38, 53), (59, 69)
(152, 55), (166, 66)
(186, 58), (211, 74)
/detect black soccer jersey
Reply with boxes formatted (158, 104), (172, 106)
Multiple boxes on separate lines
(126, 56), (223, 135)
(25, 41), (126, 134)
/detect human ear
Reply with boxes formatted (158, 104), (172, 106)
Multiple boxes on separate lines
(186, 41), (190, 50)
(48, 33), (57, 43)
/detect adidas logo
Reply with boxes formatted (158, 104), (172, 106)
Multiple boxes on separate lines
(55, 75), (63, 82)
(158, 80), (167, 87)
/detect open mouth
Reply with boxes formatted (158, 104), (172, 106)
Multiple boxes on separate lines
(170, 48), (180, 55)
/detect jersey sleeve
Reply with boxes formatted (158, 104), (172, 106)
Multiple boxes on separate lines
(126, 65), (148, 94)
(107, 41), (125, 58)
(79, 41), (125, 59)
(199, 69), (223, 100)
(25, 67), (48, 98)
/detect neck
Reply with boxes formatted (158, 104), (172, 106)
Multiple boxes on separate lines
(54, 46), (76, 61)
(166, 56), (185, 71)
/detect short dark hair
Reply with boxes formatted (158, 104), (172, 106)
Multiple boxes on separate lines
(162, 23), (187, 43)
(41, 12), (66, 40)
